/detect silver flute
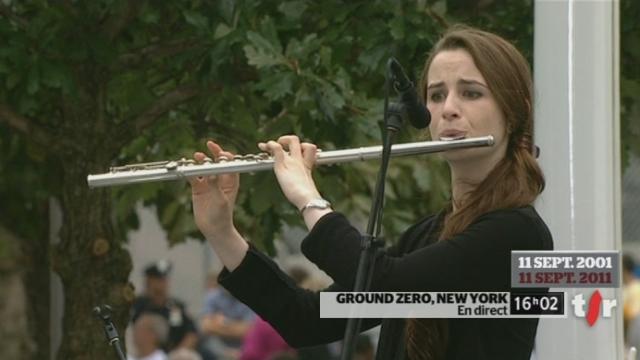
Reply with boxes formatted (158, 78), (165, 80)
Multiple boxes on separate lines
(87, 136), (494, 188)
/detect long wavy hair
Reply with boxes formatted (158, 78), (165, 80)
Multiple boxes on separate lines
(404, 25), (545, 360)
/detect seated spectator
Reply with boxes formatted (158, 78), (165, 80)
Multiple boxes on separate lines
(240, 316), (291, 360)
(201, 271), (256, 359)
(132, 260), (199, 352)
(624, 254), (640, 354)
(168, 348), (203, 360)
(128, 313), (169, 360)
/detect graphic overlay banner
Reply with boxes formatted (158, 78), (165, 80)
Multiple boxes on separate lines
(319, 292), (566, 318)
(511, 251), (619, 288)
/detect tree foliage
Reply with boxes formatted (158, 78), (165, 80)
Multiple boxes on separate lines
(620, 0), (640, 171)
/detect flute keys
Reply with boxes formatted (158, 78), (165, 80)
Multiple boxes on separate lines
(165, 158), (199, 170)
(214, 153), (273, 163)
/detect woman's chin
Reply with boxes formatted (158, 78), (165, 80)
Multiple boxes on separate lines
(441, 148), (492, 164)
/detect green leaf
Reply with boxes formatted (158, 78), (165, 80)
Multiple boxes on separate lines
(139, 3), (160, 24)
(318, 45), (332, 68)
(389, 17), (405, 40)
(285, 34), (320, 60)
(40, 61), (70, 89)
(432, 0), (447, 16)
(248, 175), (280, 214)
(622, 78), (640, 98)
(27, 65), (40, 95)
(214, 23), (233, 39)
(218, 0), (236, 25)
(247, 31), (281, 57)
(244, 31), (288, 69)
(278, 1), (308, 20)
(161, 201), (180, 227)
(258, 17), (282, 54)
(183, 10), (209, 31)
(358, 46), (387, 72)
(244, 46), (285, 69)
(333, 67), (352, 94)
(256, 72), (295, 100)
(311, 77), (345, 115)
(6, 73), (20, 89)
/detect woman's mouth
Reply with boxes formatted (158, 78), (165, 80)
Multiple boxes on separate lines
(439, 131), (466, 141)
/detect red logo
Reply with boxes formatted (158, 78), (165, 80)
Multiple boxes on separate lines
(571, 290), (616, 327)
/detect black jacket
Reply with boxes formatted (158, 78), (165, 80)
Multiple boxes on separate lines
(219, 206), (554, 359)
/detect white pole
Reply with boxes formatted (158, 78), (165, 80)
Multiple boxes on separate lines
(533, 0), (623, 359)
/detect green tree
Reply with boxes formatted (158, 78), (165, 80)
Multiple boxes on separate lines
(0, 1), (449, 358)
(620, 0), (640, 171)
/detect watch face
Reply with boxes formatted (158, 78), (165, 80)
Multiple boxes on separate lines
(311, 199), (330, 207)
(301, 199), (331, 212)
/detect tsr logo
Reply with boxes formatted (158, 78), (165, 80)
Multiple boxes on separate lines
(571, 290), (617, 326)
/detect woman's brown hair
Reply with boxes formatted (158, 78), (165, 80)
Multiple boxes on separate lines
(405, 25), (545, 360)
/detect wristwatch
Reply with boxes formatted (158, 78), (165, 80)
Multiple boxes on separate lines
(299, 198), (332, 214)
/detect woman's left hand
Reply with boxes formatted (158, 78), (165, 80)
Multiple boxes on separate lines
(259, 135), (322, 210)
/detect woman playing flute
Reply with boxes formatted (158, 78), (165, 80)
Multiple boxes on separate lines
(188, 25), (553, 360)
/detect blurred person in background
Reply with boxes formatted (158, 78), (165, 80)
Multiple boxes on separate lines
(168, 348), (204, 360)
(239, 265), (312, 360)
(129, 313), (170, 360)
(201, 271), (256, 359)
(624, 253), (640, 355)
(132, 260), (199, 352)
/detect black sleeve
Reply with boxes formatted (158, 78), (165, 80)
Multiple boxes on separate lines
(217, 243), (382, 348)
(301, 210), (543, 292)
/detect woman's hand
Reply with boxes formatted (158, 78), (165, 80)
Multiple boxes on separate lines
(189, 141), (239, 238)
(259, 135), (322, 210)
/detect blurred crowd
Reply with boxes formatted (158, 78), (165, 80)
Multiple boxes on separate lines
(625, 253), (640, 359)
(125, 260), (375, 360)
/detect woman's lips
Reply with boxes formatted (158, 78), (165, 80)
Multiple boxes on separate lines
(439, 132), (466, 141)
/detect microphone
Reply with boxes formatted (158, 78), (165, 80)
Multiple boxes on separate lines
(388, 58), (430, 129)
(93, 304), (113, 321)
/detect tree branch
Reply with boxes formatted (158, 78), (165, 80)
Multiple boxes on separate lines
(132, 84), (201, 133)
(115, 39), (204, 71)
(0, 104), (83, 153)
(113, 83), (216, 148)
(425, 6), (449, 29)
(0, 3), (28, 29)
(0, 104), (52, 145)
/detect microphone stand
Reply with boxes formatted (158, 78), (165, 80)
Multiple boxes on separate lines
(94, 304), (127, 360)
(339, 59), (411, 360)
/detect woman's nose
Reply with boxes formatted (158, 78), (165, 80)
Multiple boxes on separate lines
(442, 93), (461, 121)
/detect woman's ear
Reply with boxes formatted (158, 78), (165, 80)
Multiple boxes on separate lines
(525, 99), (532, 115)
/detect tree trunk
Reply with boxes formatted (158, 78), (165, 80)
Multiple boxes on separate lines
(52, 151), (134, 359)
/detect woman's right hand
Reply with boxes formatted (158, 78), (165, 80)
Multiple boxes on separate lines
(189, 141), (239, 239)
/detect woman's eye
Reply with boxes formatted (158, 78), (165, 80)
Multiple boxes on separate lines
(463, 90), (482, 99)
(429, 92), (445, 102)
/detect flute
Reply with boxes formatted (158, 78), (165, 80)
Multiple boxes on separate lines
(87, 136), (494, 188)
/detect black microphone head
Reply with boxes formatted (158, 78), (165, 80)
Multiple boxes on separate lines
(388, 57), (430, 129)
(400, 86), (430, 129)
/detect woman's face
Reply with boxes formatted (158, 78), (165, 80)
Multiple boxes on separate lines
(426, 49), (508, 165)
